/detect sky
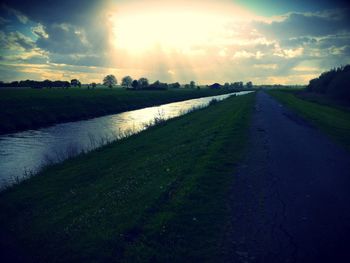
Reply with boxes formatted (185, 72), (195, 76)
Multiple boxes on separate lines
(0, 0), (349, 85)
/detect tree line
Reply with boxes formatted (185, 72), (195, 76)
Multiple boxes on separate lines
(307, 65), (350, 101)
(0, 74), (253, 91)
(104, 75), (183, 90)
(0, 79), (71, 89)
(0, 79), (83, 89)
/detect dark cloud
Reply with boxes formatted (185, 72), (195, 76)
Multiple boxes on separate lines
(338, 45), (350, 56)
(0, 16), (10, 25)
(279, 37), (317, 48)
(0, 30), (35, 51)
(1, 0), (106, 25)
(255, 9), (350, 40)
(49, 53), (107, 67)
(1, 0), (111, 58)
(36, 24), (89, 54)
(317, 34), (350, 49)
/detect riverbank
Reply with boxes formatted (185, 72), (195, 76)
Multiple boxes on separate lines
(0, 93), (255, 262)
(0, 88), (235, 135)
(268, 89), (350, 151)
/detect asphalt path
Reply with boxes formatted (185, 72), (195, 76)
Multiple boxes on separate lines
(225, 91), (350, 263)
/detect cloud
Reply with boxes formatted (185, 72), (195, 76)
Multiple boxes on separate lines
(316, 33), (350, 49)
(1, 0), (106, 25)
(35, 23), (91, 54)
(2, 5), (28, 24)
(253, 64), (277, 70)
(48, 53), (106, 68)
(233, 50), (264, 59)
(32, 24), (48, 39)
(0, 16), (10, 25)
(254, 9), (350, 40)
(0, 31), (35, 51)
(274, 47), (304, 58)
(1, 0), (111, 59)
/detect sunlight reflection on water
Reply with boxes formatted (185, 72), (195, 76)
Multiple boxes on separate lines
(0, 91), (253, 187)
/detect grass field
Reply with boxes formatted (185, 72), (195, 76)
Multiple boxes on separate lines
(0, 93), (255, 263)
(268, 89), (350, 151)
(0, 88), (234, 134)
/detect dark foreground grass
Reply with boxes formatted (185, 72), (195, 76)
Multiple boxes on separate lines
(0, 88), (233, 134)
(0, 94), (255, 263)
(268, 89), (350, 151)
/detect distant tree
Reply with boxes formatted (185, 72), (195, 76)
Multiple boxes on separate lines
(131, 79), (139, 89)
(70, 79), (81, 88)
(43, 79), (51, 88)
(184, 84), (191, 89)
(232, 82), (243, 90)
(11, 81), (19, 87)
(246, 81), (253, 89)
(121, 76), (133, 88)
(168, 82), (181, 89)
(91, 82), (97, 89)
(148, 80), (168, 90)
(224, 82), (230, 89)
(138, 77), (149, 89)
(190, 81), (196, 89)
(103, 74), (117, 88)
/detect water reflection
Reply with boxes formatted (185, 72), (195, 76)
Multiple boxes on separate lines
(0, 91), (253, 187)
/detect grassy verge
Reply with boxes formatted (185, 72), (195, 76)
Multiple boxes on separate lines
(0, 88), (233, 134)
(267, 90), (350, 151)
(295, 91), (350, 111)
(0, 93), (255, 263)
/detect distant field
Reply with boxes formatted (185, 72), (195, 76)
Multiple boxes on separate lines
(268, 89), (350, 151)
(0, 88), (234, 134)
(0, 94), (255, 262)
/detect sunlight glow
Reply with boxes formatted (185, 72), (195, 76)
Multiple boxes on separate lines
(109, 1), (254, 53)
(111, 12), (225, 52)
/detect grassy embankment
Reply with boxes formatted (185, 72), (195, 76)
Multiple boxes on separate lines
(0, 93), (255, 262)
(268, 89), (350, 151)
(0, 88), (233, 134)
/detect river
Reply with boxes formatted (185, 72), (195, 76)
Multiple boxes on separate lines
(0, 91), (253, 187)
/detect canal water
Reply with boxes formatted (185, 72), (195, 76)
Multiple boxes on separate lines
(0, 91), (253, 187)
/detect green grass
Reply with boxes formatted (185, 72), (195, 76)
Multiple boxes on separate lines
(268, 89), (350, 151)
(295, 91), (350, 111)
(0, 93), (255, 262)
(0, 88), (233, 134)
